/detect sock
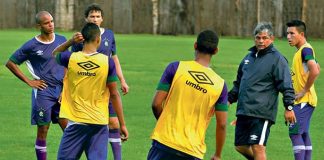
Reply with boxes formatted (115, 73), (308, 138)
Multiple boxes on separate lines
(303, 133), (312, 160)
(290, 134), (305, 160)
(109, 129), (122, 160)
(35, 139), (47, 160)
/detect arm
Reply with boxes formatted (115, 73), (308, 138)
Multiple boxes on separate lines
(151, 62), (178, 119)
(52, 32), (83, 56)
(151, 90), (168, 120)
(112, 55), (129, 95)
(295, 60), (320, 100)
(107, 82), (128, 141)
(6, 60), (47, 90)
(274, 56), (296, 123)
(211, 84), (228, 160)
(228, 61), (244, 104)
(211, 111), (227, 160)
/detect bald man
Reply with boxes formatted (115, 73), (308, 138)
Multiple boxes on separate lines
(6, 11), (68, 160)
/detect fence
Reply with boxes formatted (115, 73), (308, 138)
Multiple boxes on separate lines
(1, 0), (323, 38)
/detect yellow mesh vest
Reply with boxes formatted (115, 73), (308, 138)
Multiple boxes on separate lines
(151, 61), (224, 159)
(59, 52), (110, 124)
(291, 43), (317, 106)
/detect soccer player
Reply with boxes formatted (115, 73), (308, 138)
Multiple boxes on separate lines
(5, 11), (67, 160)
(286, 20), (320, 160)
(71, 4), (129, 159)
(53, 22), (129, 160)
(148, 30), (228, 160)
(228, 22), (296, 160)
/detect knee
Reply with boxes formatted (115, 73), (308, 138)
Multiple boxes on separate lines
(37, 125), (49, 139)
(251, 145), (266, 154)
(235, 146), (245, 153)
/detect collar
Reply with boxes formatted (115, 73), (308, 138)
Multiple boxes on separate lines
(248, 44), (274, 57)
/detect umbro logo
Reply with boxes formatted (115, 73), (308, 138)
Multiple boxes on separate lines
(36, 50), (43, 55)
(250, 135), (258, 141)
(77, 61), (100, 71)
(188, 71), (213, 85)
(244, 59), (250, 64)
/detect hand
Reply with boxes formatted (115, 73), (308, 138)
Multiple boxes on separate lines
(120, 81), (129, 95)
(295, 90), (306, 101)
(27, 79), (48, 90)
(72, 32), (84, 44)
(284, 110), (296, 125)
(58, 93), (62, 104)
(210, 155), (221, 160)
(230, 119), (237, 126)
(120, 125), (129, 142)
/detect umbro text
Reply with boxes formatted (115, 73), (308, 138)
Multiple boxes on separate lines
(186, 80), (207, 93)
(78, 71), (96, 76)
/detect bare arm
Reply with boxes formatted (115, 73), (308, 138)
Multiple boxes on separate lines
(211, 111), (227, 160)
(151, 90), (168, 120)
(5, 60), (47, 90)
(52, 32), (84, 56)
(295, 60), (320, 100)
(112, 55), (129, 95)
(107, 82), (128, 141)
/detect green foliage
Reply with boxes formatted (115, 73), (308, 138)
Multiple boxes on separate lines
(0, 30), (323, 160)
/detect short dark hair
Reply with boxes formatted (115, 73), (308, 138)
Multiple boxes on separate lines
(81, 23), (100, 43)
(84, 3), (103, 18)
(286, 20), (306, 35)
(35, 11), (52, 24)
(196, 30), (219, 54)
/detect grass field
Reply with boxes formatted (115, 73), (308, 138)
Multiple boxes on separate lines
(0, 29), (323, 160)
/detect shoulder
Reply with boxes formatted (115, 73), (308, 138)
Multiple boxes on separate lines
(105, 29), (114, 34)
(167, 61), (180, 70)
(103, 29), (115, 37)
(269, 48), (289, 66)
(55, 34), (67, 42)
(301, 47), (314, 54)
(21, 37), (38, 50)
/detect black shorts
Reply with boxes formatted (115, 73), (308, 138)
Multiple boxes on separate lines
(235, 116), (273, 146)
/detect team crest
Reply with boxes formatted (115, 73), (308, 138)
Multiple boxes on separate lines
(38, 107), (45, 117)
(103, 38), (109, 47)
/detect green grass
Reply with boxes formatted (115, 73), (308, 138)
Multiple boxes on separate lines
(0, 29), (323, 160)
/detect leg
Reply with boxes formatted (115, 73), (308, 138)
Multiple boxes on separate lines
(289, 103), (314, 160)
(35, 124), (50, 160)
(58, 118), (68, 131)
(85, 125), (109, 160)
(57, 123), (87, 160)
(108, 103), (122, 160)
(289, 134), (305, 160)
(235, 116), (272, 160)
(51, 102), (67, 131)
(251, 144), (266, 160)
(302, 104), (314, 160)
(303, 132), (312, 160)
(235, 116), (254, 160)
(235, 145), (254, 160)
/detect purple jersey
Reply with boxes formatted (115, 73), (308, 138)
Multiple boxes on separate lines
(72, 29), (116, 57)
(301, 47), (315, 62)
(157, 61), (228, 110)
(9, 34), (67, 86)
